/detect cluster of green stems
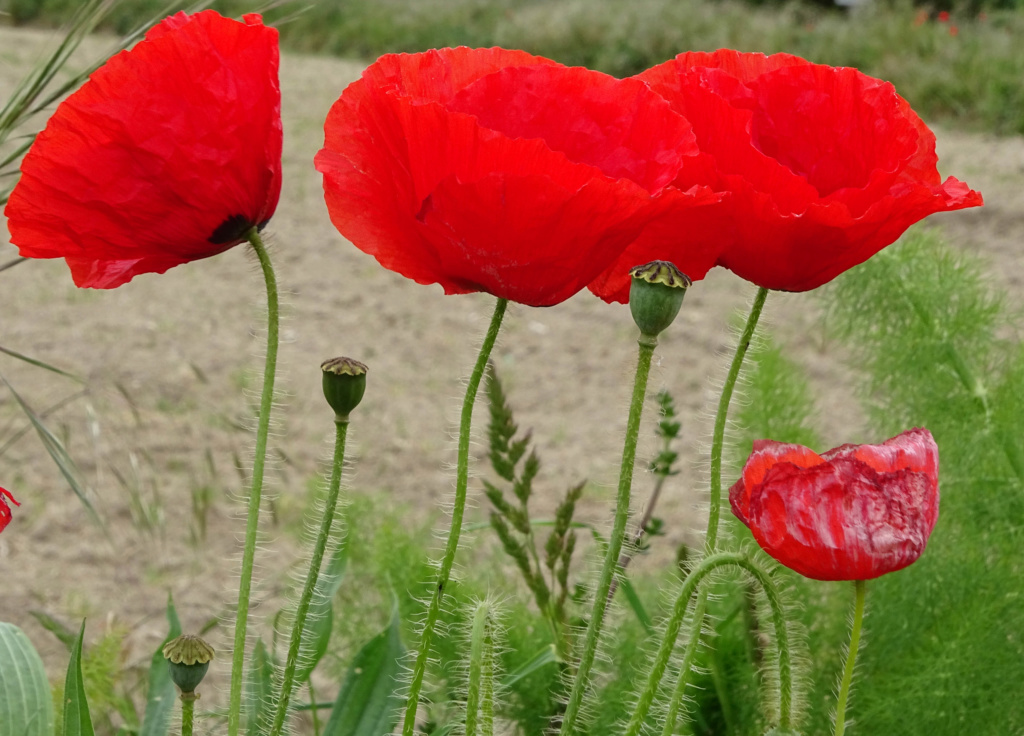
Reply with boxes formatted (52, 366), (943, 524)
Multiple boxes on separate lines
(213, 245), (864, 736)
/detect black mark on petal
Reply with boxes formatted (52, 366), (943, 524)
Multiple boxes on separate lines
(209, 214), (256, 245)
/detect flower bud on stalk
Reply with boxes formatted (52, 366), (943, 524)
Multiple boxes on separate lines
(321, 357), (368, 422)
(628, 261), (691, 340)
(162, 634), (214, 698)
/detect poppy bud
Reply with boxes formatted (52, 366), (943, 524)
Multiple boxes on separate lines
(628, 261), (691, 338)
(321, 357), (368, 422)
(162, 634), (214, 697)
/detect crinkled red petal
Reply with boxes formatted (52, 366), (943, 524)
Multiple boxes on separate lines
(5, 10), (282, 288)
(731, 429), (939, 581)
(0, 486), (18, 534)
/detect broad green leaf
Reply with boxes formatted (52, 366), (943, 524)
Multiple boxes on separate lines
(63, 620), (95, 736)
(0, 622), (55, 736)
(138, 595), (183, 736)
(296, 538), (349, 684)
(322, 602), (405, 736)
(245, 638), (275, 736)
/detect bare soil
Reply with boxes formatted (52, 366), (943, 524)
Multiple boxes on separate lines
(1, 23), (1021, 718)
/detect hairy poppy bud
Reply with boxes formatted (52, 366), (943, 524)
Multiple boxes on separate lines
(162, 634), (214, 696)
(628, 261), (691, 338)
(321, 357), (368, 422)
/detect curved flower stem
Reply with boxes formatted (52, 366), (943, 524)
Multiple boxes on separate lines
(625, 551), (793, 736)
(708, 286), (769, 549)
(649, 288), (769, 732)
(834, 580), (867, 736)
(559, 332), (657, 736)
(267, 419), (350, 736)
(401, 297), (509, 736)
(227, 228), (280, 736)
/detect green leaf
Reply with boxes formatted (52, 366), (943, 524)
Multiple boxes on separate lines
(138, 595), (182, 736)
(1, 374), (100, 526)
(501, 644), (559, 689)
(0, 622), (55, 736)
(63, 620), (95, 736)
(245, 639), (275, 736)
(0, 345), (80, 380)
(322, 601), (405, 736)
(28, 610), (77, 651)
(296, 538), (350, 683)
(619, 578), (654, 634)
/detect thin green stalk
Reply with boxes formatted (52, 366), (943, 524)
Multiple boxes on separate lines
(267, 420), (349, 736)
(309, 679), (322, 736)
(181, 696), (195, 736)
(559, 333), (657, 736)
(401, 297), (509, 736)
(708, 287), (769, 549)
(626, 552), (793, 736)
(227, 228), (280, 736)
(834, 580), (867, 736)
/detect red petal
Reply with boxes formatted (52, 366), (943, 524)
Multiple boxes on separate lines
(5, 10), (282, 288)
(0, 486), (18, 534)
(317, 49), (696, 306)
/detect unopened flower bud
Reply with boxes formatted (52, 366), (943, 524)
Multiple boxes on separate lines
(162, 634), (214, 696)
(321, 357), (368, 421)
(628, 261), (691, 338)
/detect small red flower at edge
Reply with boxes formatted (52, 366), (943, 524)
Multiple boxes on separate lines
(0, 486), (20, 534)
(5, 11), (282, 289)
(315, 47), (719, 307)
(589, 50), (982, 300)
(729, 428), (939, 581)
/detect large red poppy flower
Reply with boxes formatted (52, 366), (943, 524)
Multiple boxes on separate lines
(315, 47), (719, 307)
(729, 428), (939, 581)
(589, 50), (982, 299)
(0, 487), (19, 534)
(4, 10), (282, 289)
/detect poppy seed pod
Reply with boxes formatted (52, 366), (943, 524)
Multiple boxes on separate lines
(162, 634), (214, 696)
(321, 357), (368, 421)
(628, 261), (691, 338)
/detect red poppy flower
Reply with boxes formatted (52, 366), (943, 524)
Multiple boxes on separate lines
(315, 47), (718, 307)
(729, 428), (939, 581)
(5, 10), (282, 289)
(590, 50), (982, 299)
(0, 487), (19, 534)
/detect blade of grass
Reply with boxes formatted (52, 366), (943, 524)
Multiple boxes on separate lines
(63, 620), (95, 736)
(139, 594), (183, 736)
(0, 345), (81, 380)
(1, 374), (100, 526)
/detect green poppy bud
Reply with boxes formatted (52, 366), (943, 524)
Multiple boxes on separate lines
(628, 261), (691, 339)
(321, 357), (368, 422)
(162, 634), (214, 696)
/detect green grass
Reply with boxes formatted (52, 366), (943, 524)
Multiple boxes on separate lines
(4, 0), (1024, 134)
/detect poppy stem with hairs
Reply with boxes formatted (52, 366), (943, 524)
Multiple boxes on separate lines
(181, 695), (195, 736)
(559, 331), (657, 736)
(226, 227), (280, 736)
(267, 419), (349, 736)
(401, 297), (509, 736)
(622, 551), (794, 736)
(834, 580), (867, 736)
(663, 286), (769, 719)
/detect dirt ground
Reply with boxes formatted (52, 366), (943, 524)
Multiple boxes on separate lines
(1, 23), (1022, 717)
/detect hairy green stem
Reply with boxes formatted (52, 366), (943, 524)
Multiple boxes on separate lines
(708, 286), (769, 549)
(227, 229), (280, 736)
(267, 420), (349, 736)
(626, 552), (793, 736)
(466, 601), (496, 736)
(181, 695), (195, 736)
(401, 297), (509, 736)
(834, 580), (867, 736)
(659, 594), (707, 736)
(559, 333), (657, 736)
